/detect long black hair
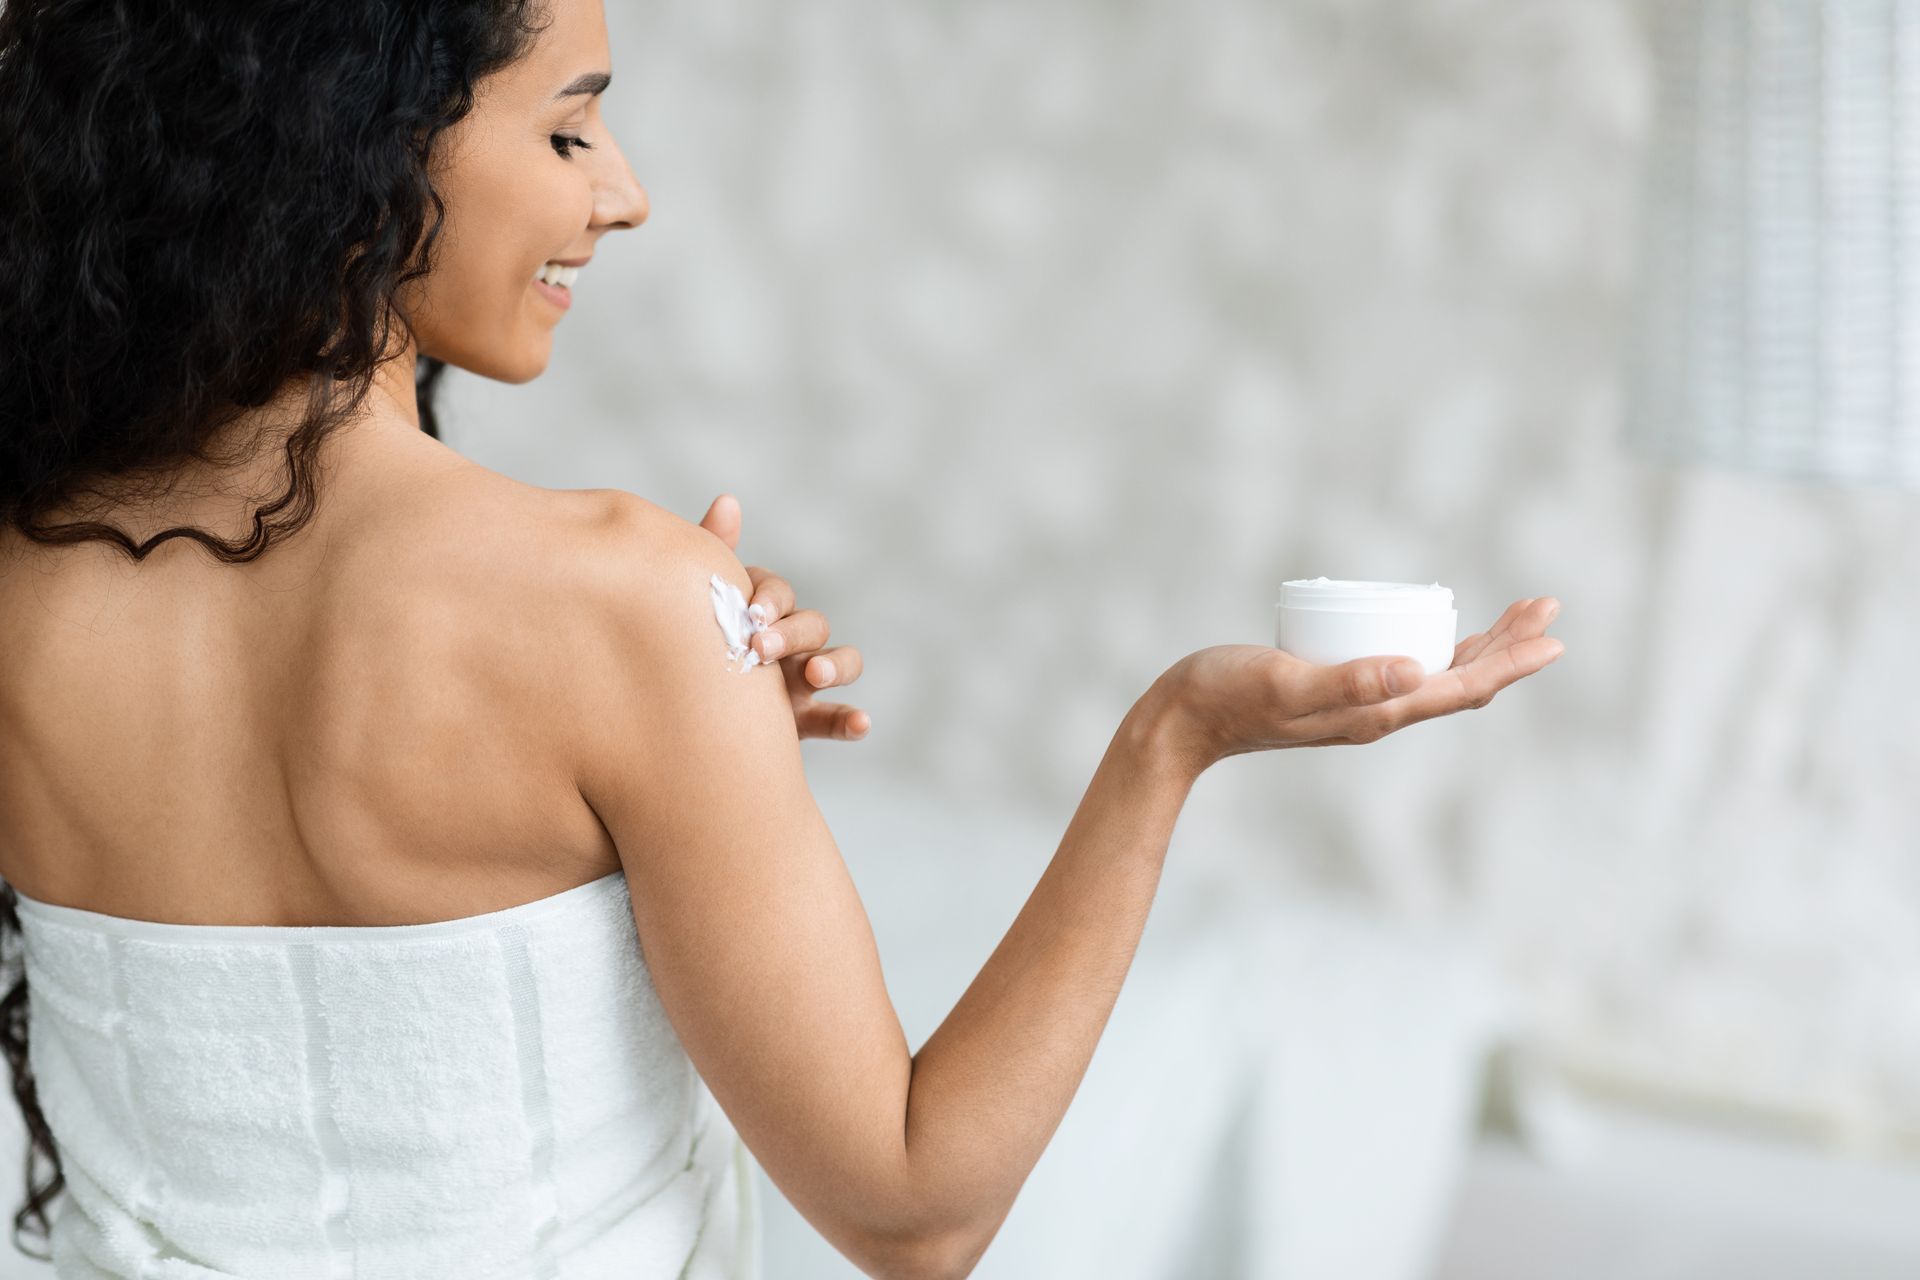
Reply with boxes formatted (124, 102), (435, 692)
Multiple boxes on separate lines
(0, 0), (547, 1253)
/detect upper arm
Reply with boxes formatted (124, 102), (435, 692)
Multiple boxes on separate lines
(564, 494), (949, 1273)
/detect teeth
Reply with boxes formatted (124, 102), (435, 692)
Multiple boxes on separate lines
(535, 262), (580, 288)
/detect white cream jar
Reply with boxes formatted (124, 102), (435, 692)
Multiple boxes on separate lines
(1274, 578), (1458, 675)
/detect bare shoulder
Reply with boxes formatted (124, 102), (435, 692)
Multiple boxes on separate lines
(563, 485), (745, 603)
(294, 467), (778, 862)
(534, 483), (760, 685)
(339, 467), (735, 626)
(553, 485), (791, 791)
(396, 477), (784, 796)
(309, 468), (757, 769)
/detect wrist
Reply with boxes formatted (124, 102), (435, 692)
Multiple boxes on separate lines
(1119, 674), (1210, 785)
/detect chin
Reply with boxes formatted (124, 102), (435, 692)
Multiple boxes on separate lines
(457, 337), (554, 385)
(498, 350), (553, 385)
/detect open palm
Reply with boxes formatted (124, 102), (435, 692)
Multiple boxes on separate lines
(1156, 596), (1564, 769)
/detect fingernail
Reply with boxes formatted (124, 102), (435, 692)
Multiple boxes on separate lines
(1386, 661), (1422, 695)
(748, 602), (770, 624)
(758, 632), (785, 659)
(814, 658), (836, 684)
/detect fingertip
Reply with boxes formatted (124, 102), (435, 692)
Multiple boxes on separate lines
(1519, 636), (1566, 670)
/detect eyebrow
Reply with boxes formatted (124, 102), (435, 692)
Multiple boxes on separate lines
(553, 72), (612, 101)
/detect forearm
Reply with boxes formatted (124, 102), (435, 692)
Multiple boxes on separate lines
(897, 678), (1200, 1267)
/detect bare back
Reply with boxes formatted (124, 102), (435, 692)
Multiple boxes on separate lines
(0, 441), (627, 927)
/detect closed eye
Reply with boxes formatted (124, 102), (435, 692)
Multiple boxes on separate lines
(551, 134), (595, 159)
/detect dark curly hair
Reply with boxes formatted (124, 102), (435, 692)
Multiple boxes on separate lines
(0, 0), (548, 1255)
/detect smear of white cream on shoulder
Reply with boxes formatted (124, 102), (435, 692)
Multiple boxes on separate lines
(710, 572), (773, 673)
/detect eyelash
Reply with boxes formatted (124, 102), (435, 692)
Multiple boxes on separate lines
(551, 133), (595, 159)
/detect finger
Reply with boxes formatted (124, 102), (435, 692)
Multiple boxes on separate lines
(1285, 633), (1564, 741)
(742, 566), (797, 627)
(753, 606), (829, 663)
(1465, 597), (1561, 664)
(1408, 633), (1565, 720)
(698, 494), (742, 551)
(798, 645), (862, 689)
(1276, 650), (1427, 712)
(1451, 598), (1528, 667)
(1280, 699), (1407, 745)
(794, 699), (872, 740)
(1452, 597), (1536, 667)
(1513, 597), (1562, 640)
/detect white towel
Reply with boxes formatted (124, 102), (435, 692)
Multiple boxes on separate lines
(12, 871), (761, 1280)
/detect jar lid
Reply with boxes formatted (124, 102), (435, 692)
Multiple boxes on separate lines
(1277, 577), (1455, 614)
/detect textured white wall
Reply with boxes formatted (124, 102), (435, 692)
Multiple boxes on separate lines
(443, 0), (1920, 1141)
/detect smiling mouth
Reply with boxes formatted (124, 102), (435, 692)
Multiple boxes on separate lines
(535, 261), (581, 289)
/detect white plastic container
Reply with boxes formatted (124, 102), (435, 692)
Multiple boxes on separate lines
(1274, 578), (1458, 675)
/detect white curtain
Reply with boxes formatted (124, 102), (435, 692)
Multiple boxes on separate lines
(1628, 0), (1920, 486)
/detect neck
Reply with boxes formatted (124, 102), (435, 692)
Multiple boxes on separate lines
(22, 337), (449, 554)
(365, 334), (423, 434)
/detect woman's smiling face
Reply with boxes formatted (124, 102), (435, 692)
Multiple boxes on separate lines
(403, 0), (648, 383)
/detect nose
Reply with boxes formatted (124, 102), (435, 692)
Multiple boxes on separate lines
(590, 131), (649, 233)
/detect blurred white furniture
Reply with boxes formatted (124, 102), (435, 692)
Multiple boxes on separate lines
(1431, 1091), (1920, 1280)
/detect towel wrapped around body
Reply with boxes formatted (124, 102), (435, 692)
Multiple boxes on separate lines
(12, 869), (761, 1280)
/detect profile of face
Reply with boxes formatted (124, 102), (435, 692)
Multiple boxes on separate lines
(401, 0), (649, 384)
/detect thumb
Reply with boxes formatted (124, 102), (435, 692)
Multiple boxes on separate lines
(699, 493), (741, 551)
(1320, 655), (1424, 709)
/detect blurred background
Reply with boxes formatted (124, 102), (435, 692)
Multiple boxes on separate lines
(11, 0), (1920, 1275)
(489, 0), (1920, 1275)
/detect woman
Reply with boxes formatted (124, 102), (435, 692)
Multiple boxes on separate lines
(0, 0), (1564, 1275)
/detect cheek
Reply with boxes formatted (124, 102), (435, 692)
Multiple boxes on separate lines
(507, 166), (594, 282)
(441, 163), (563, 274)
(408, 159), (593, 375)
(544, 177), (596, 257)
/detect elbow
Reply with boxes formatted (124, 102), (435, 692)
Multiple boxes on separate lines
(860, 1220), (986, 1280)
(848, 1142), (1003, 1278)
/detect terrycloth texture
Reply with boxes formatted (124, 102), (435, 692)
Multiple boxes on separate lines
(12, 870), (762, 1280)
